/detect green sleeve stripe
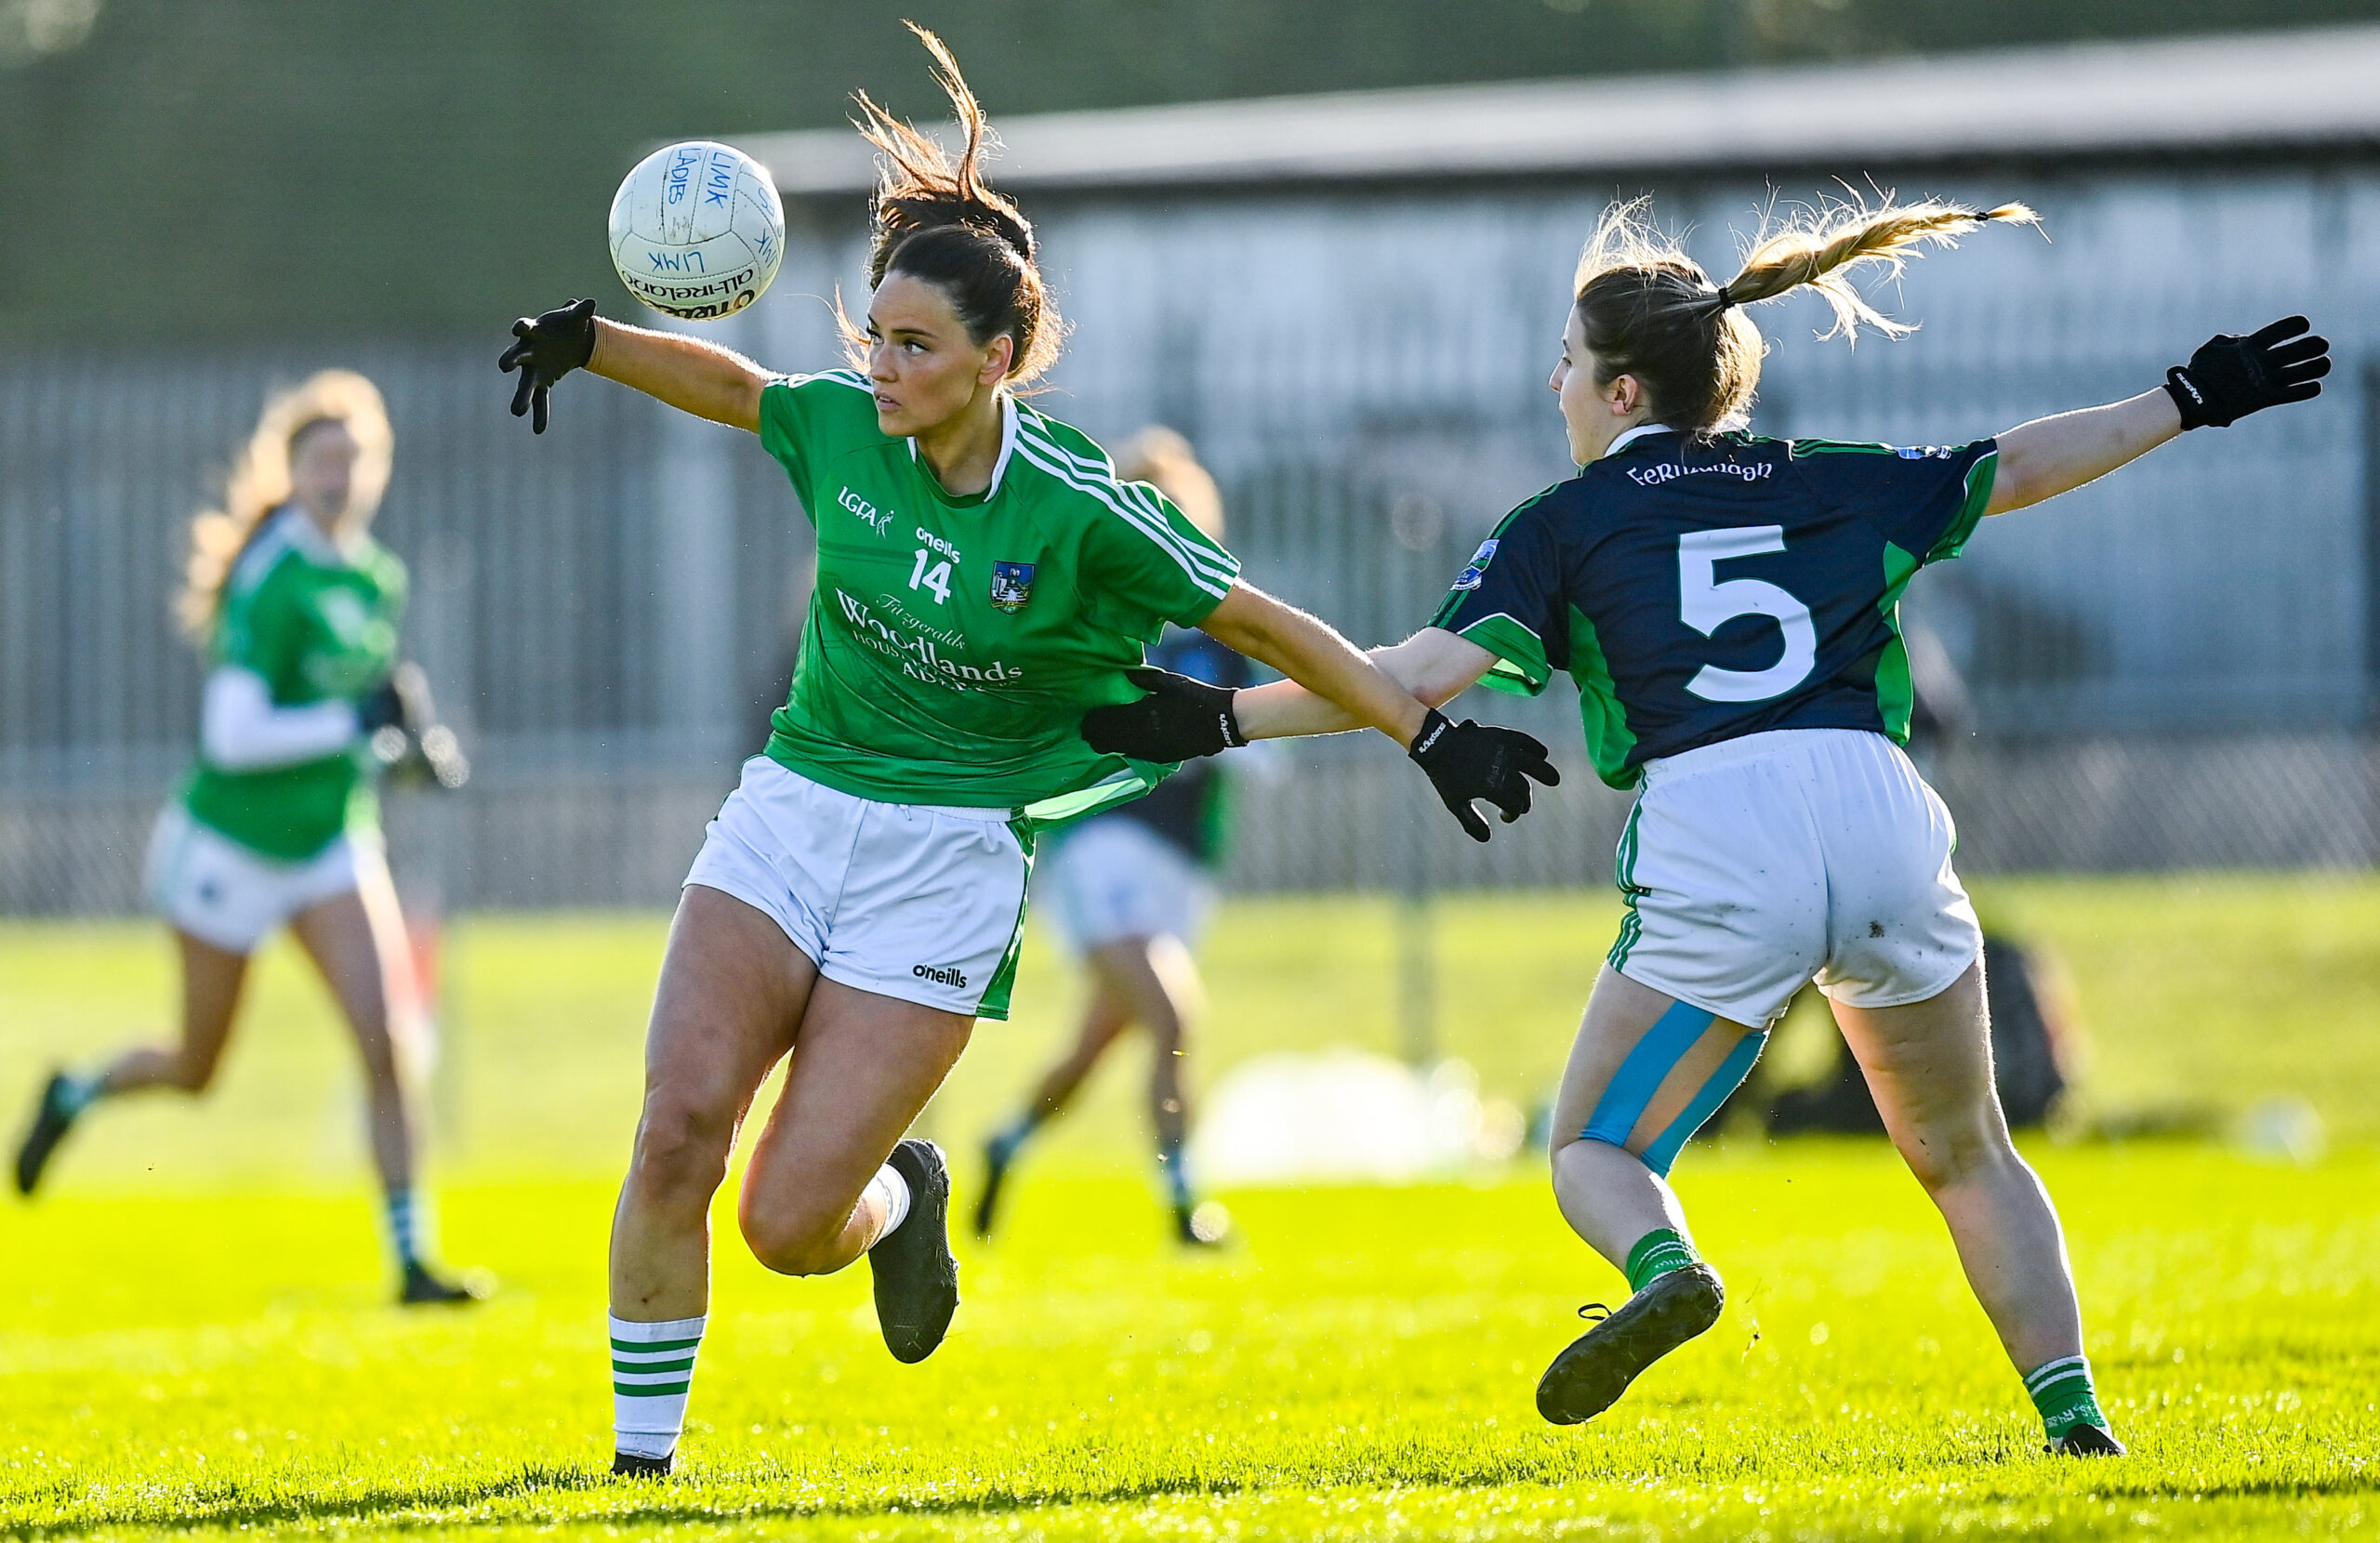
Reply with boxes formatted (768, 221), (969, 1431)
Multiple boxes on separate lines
(1449, 613), (1552, 695)
(1928, 449), (1997, 564)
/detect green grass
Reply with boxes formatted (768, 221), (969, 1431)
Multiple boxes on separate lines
(6, 877), (2380, 1537)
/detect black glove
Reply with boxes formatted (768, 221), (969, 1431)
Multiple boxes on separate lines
(498, 297), (598, 434)
(359, 680), (407, 735)
(366, 663), (471, 790)
(1079, 666), (1246, 762)
(2162, 315), (2330, 429)
(1408, 708), (1560, 842)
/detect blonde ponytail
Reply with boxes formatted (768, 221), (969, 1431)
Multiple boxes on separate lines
(1571, 194), (2037, 436)
(176, 370), (392, 642)
(1718, 199), (2040, 339)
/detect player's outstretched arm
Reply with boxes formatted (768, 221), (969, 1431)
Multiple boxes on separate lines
(499, 301), (773, 435)
(1194, 582), (1429, 747)
(1986, 316), (2330, 516)
(1231, 626), (1498, 740)
(1080, 615), (1555, 841)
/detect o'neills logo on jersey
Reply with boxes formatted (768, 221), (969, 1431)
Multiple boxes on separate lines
(834, 588), (1025, 689)
(1625, 460), (1773, 487)
(913, 963), (968, 988)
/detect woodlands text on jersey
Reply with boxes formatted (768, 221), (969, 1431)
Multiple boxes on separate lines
(1433, 427), (1996, 789)
(757, 372), (1240, 811)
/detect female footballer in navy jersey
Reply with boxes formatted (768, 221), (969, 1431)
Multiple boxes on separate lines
(1089, 196), (2330, 1454)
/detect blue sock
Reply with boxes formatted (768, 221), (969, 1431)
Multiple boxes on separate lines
(385, 1188), (425, 1271)
(987, 1114), (1039, 1167)
(56, 1070), (108, 1116)
(1159, 1143), (1194, 1211)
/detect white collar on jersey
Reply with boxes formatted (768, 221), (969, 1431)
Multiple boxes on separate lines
(272, 504), (359, 565)
(906, 392), (1019, 502)
(1600, 422), (1677, 461)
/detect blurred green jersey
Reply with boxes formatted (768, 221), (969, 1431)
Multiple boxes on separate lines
(180, 511), (404, 861)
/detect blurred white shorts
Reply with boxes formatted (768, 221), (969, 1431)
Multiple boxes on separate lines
(1608, 728), (1981, 1029)
(1037, 815), (1215, 956)
(145, 804), (366, 955)
(684, 758), (1032, 1021)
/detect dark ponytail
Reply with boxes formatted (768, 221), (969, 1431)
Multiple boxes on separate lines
(843, 25), (1064, 385)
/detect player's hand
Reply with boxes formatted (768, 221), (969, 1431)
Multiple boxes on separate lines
(1079, 666), (1246, 761)
(499, 297), (598, 434)
(1408, 709), (1560, 842)
(2162, 316), (2330, 429)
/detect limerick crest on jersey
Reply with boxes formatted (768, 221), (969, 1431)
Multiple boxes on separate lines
(990, 561), (1037, 613)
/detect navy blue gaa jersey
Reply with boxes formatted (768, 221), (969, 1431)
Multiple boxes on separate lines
(1432, 427), (1996, 789)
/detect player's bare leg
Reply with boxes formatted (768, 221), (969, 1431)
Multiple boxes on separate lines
(609, 884), (970, 1475)
(1539, 967), (1751, 1424)
(1831, 961), (2118, 1454)
(13, 931), (246, 1195)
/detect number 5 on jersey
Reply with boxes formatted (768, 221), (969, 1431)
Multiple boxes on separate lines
(908, 547), (953, 605)
(1678, 526), (1816, 703)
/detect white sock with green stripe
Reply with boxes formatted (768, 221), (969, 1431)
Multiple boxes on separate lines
(612, 1313), (705, 1461)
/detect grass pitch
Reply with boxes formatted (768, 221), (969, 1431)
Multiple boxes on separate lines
(6, 878), (2380, 1538)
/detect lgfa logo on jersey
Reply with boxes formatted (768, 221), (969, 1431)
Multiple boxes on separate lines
(990, 561), (1036, 613)
(1449, 539), (1499, 592)
(1897, 446), (1957, 460)
(837, 485), (894, 535)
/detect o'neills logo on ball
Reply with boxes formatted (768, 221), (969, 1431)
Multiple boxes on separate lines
(913, 963), (968, 988)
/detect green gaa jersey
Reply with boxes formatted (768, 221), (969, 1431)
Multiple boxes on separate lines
(758, 372), (1240, 814)
(181, 510), (405, 860)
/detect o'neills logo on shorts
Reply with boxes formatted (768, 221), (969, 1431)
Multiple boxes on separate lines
(913, 963), (969, 988)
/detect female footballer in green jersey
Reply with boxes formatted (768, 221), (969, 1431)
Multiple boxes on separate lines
(1098, 196), (2329, 1453)
(12, 371), (480, 1307)
(497, 27), (1554, 1479)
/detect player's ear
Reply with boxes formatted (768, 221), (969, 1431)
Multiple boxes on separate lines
(1607, 373), (1643, 415)
(978, 333), (1015, 386)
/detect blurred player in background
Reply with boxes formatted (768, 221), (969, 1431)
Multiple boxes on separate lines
(496, 27), (1549, 1480)
(974, 429), (1251, 1247)
(12, 371), (481, 1307)
(1097, 194), (2329, 1455)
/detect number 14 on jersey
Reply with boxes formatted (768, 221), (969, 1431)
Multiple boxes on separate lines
(908, 548), (953, 605)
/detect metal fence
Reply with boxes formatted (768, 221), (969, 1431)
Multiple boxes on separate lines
(3, 162), (2377, 912)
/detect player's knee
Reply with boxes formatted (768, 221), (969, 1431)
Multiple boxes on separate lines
(167, 1048), (223, 1094)
(736, 1195), (843, 1277)
(627, 1094), (734, 1209)
(1897, 1115), (2014, 1194)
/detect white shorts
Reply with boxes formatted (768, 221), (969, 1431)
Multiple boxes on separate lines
(145, 804), (367, 955)
(684, 758), (1033, 1020)
(1607, 728), (1981, 1029)
(1037, 815), (1216, 956)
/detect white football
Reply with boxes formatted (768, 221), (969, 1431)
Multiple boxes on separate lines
(608, 141), (785, 321)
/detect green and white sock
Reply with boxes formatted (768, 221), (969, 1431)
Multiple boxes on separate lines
(1623, 1229), (1699, 1295)
(2025, 1353), (2110, 1441)
(384, 1188), (425, 1272)
(612, 1313), (706, 1462)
